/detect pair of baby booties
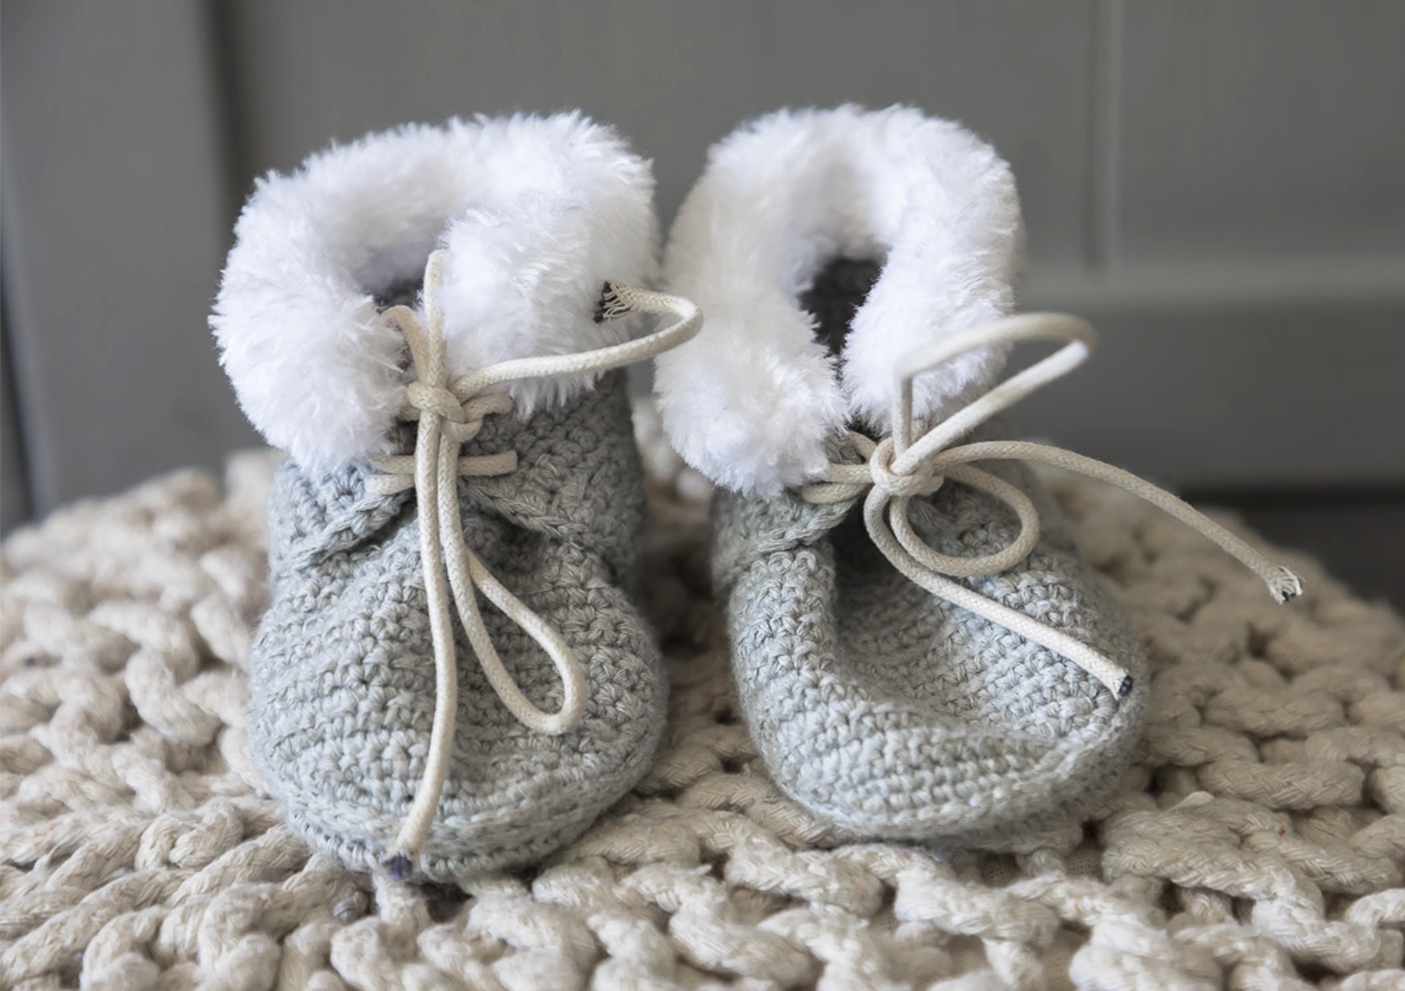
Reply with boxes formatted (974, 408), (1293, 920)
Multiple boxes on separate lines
(213, 105), (1299, 883)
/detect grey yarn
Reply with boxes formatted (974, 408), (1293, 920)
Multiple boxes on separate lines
(707, 258), (1150, 848)
(248, 371), (664, 881)
(712, 423), (1150, 848)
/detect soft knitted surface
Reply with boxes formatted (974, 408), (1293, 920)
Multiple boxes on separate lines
(250, 370), (661, 880)
(713, 417), (1149, 849)
(3, 433), (1404, 990)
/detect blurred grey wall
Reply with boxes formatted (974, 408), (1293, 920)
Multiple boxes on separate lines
(3, 0), (1403, 534)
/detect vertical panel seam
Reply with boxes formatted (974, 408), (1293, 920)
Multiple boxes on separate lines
(0, 267), (36, 530)
(203, 0), (252, 234)
(0, 156), (54, 516)
(1086, 0), (1123, 273)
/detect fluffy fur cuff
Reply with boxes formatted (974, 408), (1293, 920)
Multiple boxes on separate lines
(655, 105), (1023, 495)
(212, 113), (657, 473)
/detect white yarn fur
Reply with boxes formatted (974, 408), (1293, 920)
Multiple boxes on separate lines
(212, 113), (658, 473)
(656, 105), (1024, 495)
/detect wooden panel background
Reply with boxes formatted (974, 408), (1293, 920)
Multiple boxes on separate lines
(3, 0), (1403, 532)
(1116, 0), (1405, 261)
(0, 308), (29, 535)
(1, 0), (257, 520)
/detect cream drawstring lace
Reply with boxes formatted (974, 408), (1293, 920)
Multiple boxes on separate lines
(801, 312), (1303, 699)
(364, 250), (701, 877)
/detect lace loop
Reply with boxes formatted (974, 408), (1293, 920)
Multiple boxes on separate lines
(802, 311), (1303, 699)
(366, 252), (701, 876)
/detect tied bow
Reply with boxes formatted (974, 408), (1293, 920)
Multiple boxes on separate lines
(802, 313), (1303, 697)
(366, 251), (701, 876)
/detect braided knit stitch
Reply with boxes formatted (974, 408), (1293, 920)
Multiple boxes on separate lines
(2, 415), (1403, 989)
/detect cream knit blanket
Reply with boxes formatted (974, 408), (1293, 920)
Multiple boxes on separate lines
(2, 447), (1402, 991)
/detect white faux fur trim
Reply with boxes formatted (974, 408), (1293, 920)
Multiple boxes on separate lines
(655, 105), (1024, 495)
(212, 113), (657, 472)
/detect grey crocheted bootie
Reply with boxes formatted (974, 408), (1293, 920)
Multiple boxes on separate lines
(654, 106), (1302, 848)
(211, 115), (700, 880)
(708, 418), (1150, 847)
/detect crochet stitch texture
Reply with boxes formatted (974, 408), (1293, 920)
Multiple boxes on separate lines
(250, 371), (663, 879)
(713, 418), (1150, 847)
(1, 437), (1402, 988)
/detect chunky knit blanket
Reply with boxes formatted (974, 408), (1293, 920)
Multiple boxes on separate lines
(2, 444), (1403, 991)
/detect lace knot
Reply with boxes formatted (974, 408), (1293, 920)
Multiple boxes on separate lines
(799, 311), (1303, 706)
(863, 435), (943, 499)
(405, 381), (467, 423)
